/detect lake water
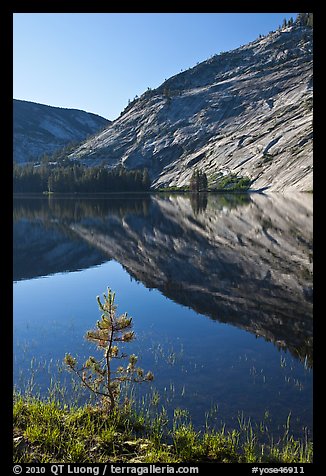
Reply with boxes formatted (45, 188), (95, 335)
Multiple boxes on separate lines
(13, 193), (313, 440)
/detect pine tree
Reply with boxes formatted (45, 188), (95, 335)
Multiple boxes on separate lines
(190, 170), (208, 193)
(47, 175), (53, 193)
(142, 168), (150, 190)
(190, 170), (199, 193)
(64, 288), (153, 412)
(163, 86), (171, 101)
(199, 171), (208, 191)
(306, 13), (313, 27)
(296, 13), (313, 28)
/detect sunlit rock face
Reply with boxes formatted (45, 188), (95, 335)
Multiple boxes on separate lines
(68, 24), (313, 192)
(13, 99), (109, 164)
(15, 193), (312, 363)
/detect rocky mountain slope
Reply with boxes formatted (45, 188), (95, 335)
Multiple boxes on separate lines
(13, 99), (109, 164)
(68, 22), (313, 191)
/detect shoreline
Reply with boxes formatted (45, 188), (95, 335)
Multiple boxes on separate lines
(13, 189), (312, 198)
(14, 390), (313, 464)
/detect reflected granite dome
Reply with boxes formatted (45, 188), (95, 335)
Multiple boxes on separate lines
(14, 193), (313, 365)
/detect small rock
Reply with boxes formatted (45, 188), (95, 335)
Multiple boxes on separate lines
(13, 436), (28, 451)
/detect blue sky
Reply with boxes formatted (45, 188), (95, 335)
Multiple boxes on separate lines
(13, 13), (297, 120)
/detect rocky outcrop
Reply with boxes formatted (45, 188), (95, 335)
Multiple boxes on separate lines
(13, 99), (109, 164)
(68, 24), (313, 191)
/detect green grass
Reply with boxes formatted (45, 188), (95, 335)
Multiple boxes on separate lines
(209, 173), (252, 191)
(13, 391), (313, 463)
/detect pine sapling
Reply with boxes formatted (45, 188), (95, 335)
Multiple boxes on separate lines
(64, 288), (153, 412)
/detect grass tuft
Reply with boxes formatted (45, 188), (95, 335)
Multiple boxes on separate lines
(13, 390), (313, 463)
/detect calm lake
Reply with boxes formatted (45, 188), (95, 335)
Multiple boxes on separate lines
(13, 193), (313, 440)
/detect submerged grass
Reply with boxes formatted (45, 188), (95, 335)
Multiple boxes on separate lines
(13, 388), (313, 464)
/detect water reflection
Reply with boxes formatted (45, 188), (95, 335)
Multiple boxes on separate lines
(14, 193), (313, 365)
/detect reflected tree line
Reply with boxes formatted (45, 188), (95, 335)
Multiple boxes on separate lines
(13, 195), (152, 222)
(189, 193), (251, 213)
(13, 193), (253, 222)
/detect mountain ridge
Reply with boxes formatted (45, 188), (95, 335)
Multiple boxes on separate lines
(67, 22), (313, 191)
(13, 99), (109, 164)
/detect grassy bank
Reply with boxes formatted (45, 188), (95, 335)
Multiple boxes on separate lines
(13, 392), (313, 464)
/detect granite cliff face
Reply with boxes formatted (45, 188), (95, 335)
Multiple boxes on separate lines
(68, 24), (313, 191)
(13, 99), (109, 164)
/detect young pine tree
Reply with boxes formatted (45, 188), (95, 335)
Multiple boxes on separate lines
(64, 288), (153, 412)
(189, 170), (208, 193)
